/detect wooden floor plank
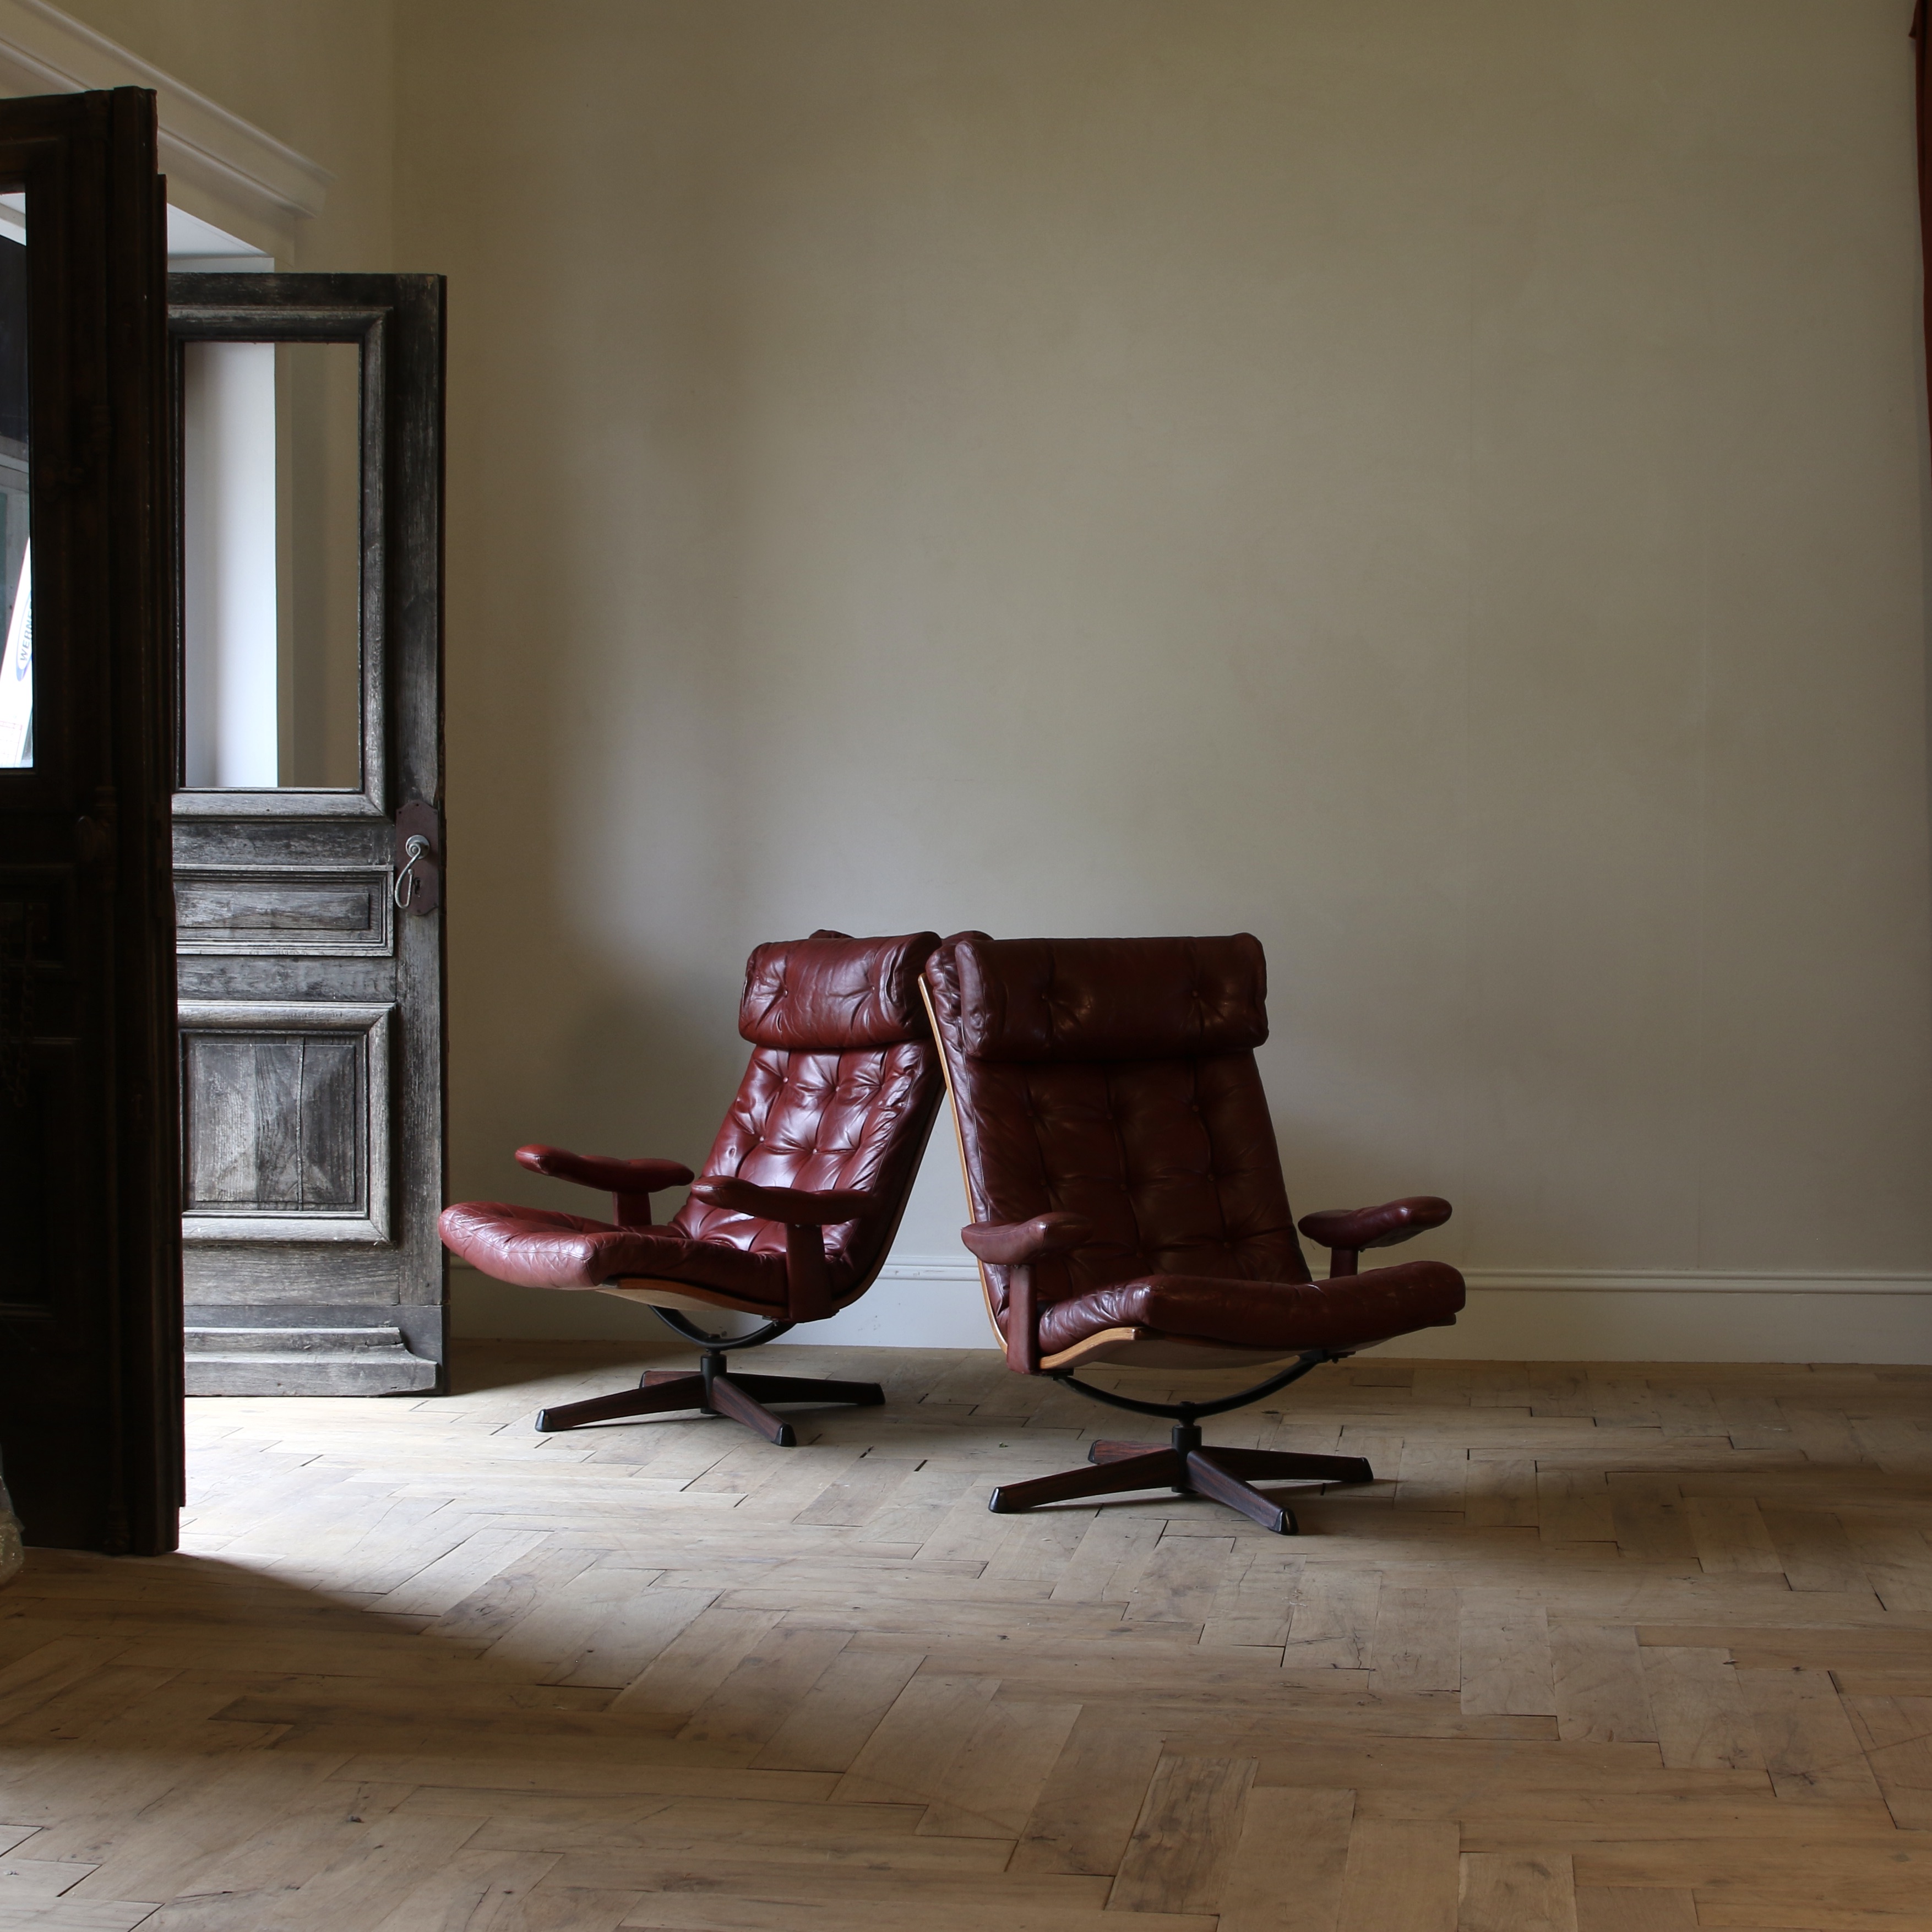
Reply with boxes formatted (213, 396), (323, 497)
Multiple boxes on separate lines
(1334, 1819), (1457, 1932)
(1734, 1664), (1885, 1806)
(1842, 1694), (1932, 1829)
(749, 1645), (923, 1774)
(1686, 1500), (1784, 1579)
(1466, 1457), (1539, 1530)
(1458, 1850), (1580, 1932)
(1215, 1785), (1354, 1932)
(1124, 1537), (1236, 1630)
(1538, 1471), (1615, 1547)
(1461, 1591), (1558, 1717)
(1612, 1481), (1700, 1568)
(1757, 1509), (1866, 1596)
(1106, 1754), (1254, 1914)
(1284, 1570), (1380, 1672)
(672, 1628), (851, 1756)
(915, 1697), (1080, 1840)
(608, 1608), (781, 1721)
(1573, 1884), (1698, 1930)
(1552, 1623), (1657, 1745)
(367, 1850), (564, 1931)
(1010, 1708), (1166, 1876)
(532, 1581), (719, 1693)
(828, 1673), (999, 1806)
(1369, 1587), (1461, 1694)
(1640, 1647), (1767, 1772)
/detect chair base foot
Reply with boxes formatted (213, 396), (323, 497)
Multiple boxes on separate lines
(731, 1370), (886, 1408)
(988, 1435), (1376, 1534)
(1089, 1439), (1374, 1485)
(534, 1358), (883, 1447)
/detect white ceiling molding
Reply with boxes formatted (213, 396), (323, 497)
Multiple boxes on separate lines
(0, 0), (329, 259)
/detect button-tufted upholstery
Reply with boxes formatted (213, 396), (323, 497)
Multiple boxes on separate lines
(440, 932), (943, 1311)
(923, 932), (1464, 1365)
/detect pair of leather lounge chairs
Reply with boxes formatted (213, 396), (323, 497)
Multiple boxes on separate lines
(440, 930), (1466, 1534)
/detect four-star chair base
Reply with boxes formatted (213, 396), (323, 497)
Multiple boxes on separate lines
(535, 1352), (884, 1449)
(989, 1417), (1373, 1534)
(984, 1349), (1378, 1535)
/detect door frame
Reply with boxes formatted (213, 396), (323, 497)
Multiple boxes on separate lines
(0, 89), (179, 1556)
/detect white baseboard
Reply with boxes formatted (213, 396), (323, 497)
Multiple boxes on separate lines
(868, 1259), (1932, 1295)
(450, 1256), (1932, 1362)
(1458, 1267), (1932, 1296)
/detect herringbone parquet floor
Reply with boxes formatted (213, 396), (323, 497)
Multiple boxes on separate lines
(1, 1342), (1929, 1930)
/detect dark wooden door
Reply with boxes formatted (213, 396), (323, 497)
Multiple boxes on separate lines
(0, 90), (181, 1555)
(168, 276), (446, 1395)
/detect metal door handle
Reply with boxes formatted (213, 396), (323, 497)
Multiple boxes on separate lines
(391, 802), (442, 916)
(394, 835), (431, 910)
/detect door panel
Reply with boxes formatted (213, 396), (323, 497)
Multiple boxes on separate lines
(169, 274), (445, 1395)
(174, 865), (394, 955)
(179, 999), (390, 1238)
(0, 90), (180, 1555)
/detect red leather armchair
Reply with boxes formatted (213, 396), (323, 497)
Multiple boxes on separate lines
(440, 930), (943, 1446)
(923, 932), (1465, 1532)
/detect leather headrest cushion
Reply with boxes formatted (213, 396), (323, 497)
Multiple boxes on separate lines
(948, 933), (1267, 1062)
(741, 930), (940, 1050)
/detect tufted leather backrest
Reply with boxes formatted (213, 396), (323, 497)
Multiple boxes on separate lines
(924, 933), (1310, 1325)
(671, 932), (945, 1289)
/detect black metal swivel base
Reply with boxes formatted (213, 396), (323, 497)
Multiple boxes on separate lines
(989, 1419), (1370, 1534)
(986, 1349), (1373, 1534)
(535, 1352), (884, 1447)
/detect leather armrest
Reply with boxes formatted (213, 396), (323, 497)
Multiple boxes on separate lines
(689, 1177), (881, 1224)
(689, 1176), (881, 1326)
(1299, 1196), (1450, 1278)
(1298, 1196), (1451, 1252)
(516, 1146), (695, 1195)
(961, 1213), (1094, 1267)
(961, 1213), (1092, 1375)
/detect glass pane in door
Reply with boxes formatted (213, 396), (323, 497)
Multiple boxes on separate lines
(181, 337), (360, 789)
(0, 191), (30, 770)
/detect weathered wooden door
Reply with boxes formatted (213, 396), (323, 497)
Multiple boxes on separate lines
(0, 90), (180, 1554)
(168, 275), (446, 1395)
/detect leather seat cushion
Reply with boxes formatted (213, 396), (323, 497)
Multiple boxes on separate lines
(438, 1201), (792, 1304)
(1034, 1258), (1466, 1357)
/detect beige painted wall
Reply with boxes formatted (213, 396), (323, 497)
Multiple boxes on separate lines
(390, 0), (1932, 1357)
(55, 0), (1932, 1358)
